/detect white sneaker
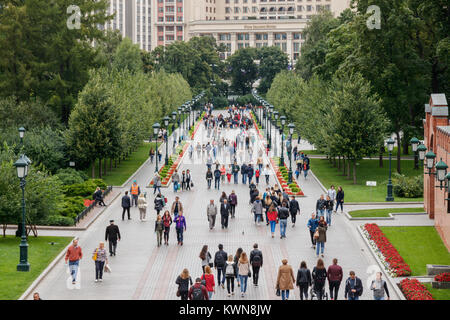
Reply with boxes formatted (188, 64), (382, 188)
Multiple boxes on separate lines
(227, 293), (231, 297)
(241, 292), (244, 297)
(99, 279), (103, 282)
(95, 279), (98, 282)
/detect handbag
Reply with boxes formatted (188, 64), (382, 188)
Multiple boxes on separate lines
(176, 289), (181, 297)
(209, 262), (214, 268)
(92, 249), (98, 261)
(190, 182), (194, 187)
(276, 284), (280, 296)
(248, 270), (252, 278)
(314, 229), (320, 239)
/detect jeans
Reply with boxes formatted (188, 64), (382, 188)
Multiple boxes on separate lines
(233, 172), (238, 184)
(176, 228), (184, 243)
(132, 195), (138, 207)
(226, 276), (235, 294)
(173, 181), (179, 192)
(258, 164), (263, 172)
(317, 209), (324, 218)
(304, 169), (308, 178)
(326, 209), (332, 225)
(270, 221), (276, 233)
(336, 201), (343, 212)
(68, 260), (79, 282)
(153, 186), (161, 194)
(329, 280), (340, 300)
(239, 275), (248, 293)
(95, 260), (105, 280)
(208, 291), (213, 300)
(217, 267), (226, 285)
(207, 179), (212, 189)
(280, 219), (287, 237)
(299, 283), (309, 300)
(316, 241), (324, 255)
(348, 296), (359, 300)
(108, 240), (117, 255)
(265, 175), (269, 184)
(242, 174), (247, 184)
(215, 178), (220, 189)
(252, 266), (260, 285)
(374, 296), (385, 300)
(230, 205), (236, 217)
(254, 213), (262, 223)
(247, 174), (253, 183)
(291, 213), (296, 224)
(281, 290), (290, 300)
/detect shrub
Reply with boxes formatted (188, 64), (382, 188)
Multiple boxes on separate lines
(55, 168), (88, 185)
(63, 179), (107, 197)
(289, 183), (297, 188)
(60, 196), (86, 219)
(291, 187), (299, 193)
(46, 215), (75, 226)
(393, 173), (423, 198)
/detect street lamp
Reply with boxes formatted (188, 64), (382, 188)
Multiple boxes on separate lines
(410, 137), (420, 170)
(273, 111), (279, 156)
(14, 155), (30, 272)
(163, 116), (170, 165)
(417, 143), (427, 162)
(425, 150), (436, 173)
(386, 138), (395, 201)
(177, 107), (182, 142)
(268, 106), (274, 150)
(288, 123), (295, 184)
(153, 122), (161, 173)
(280, 115), (286, 166)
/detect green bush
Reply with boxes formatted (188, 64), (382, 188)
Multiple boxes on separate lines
(46, 215), (75, 226)
(63, 179), (107, 197)
(289, 183), (297, 188)
(55, 168), (88, 185)
(392, 173), (423, 198)
(291, 187), (299, 193)
(60, 196), (86, 219)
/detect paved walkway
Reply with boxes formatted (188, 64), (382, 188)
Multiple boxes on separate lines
(26, 110), (401, 300)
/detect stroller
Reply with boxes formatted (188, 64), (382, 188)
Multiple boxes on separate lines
(309, 279), (328, 300)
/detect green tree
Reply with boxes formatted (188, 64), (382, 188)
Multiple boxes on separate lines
(227, 47), (258, 95)
(111, 37), (143, 73)
(257, 46), (289, 93)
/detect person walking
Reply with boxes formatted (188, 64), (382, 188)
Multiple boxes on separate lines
(325, 195), (334, 226)
(65, 239), (83, 285)
(255, 167), (260, 185)
(155, 214), (164, 247)
(219, 191), (227, 205)
(345, 271), (363, 300)
(312, 258), (328, 300)
(247, 164), (254, 184)
(296, 261), (312, 300)
(225, 255), (237, 297)
(232, 161), (240, 184)
(278, 202), (290, 239)
(251, 196), (264, 225)
(241, 163), (248, 184)
(172, 170), (181, 193)
(371, 272), (390, 300)
(327, 258), (343, 300)
(92, 242), (108, 282)
(316, 216), (328, 258)
(105, 220), (121, 256)
(307, 213), (319, 249)
(153, 173), (162, 195)
(171, 196), (183, 218)
(289, 196), (300, 227)
(176, 269), (193, 300)
(199, 245), (212, 274)
(214, 244), (228, 289)
(234, 248), (243, 288)
(303, 160), (309, 179)
(226, 164), (232, 184)
(267, 204), (278, 238)
(264, 192), (273, 225)
(214, 166), (221, 190)
(137, 193), (148, 221)
(263, 164), (270, 185)
(185, 169), (192, 190)
(154, 193), (165, 216)
(220, 198), (231, 229)
(249, 243), (263, 286)
(130, 180), (140, 207)
(316, 194), (326, 218)
(200, 266), (216, 300)
(327, 185), (336, 206)
(207, 199), (218, 230)
(121, 191), (131, 221)
(162, 210), (172, 245)
(174, 212), (186, 246)
(206, 167), (213, 189)
(335, 186), (344, 213)
(228, 190), (237, 218)
(220, 165), (226, 184)
(238, 252), (250, 297)
(189, 277), (209, 300)
(149, 147), (155, 163)
(276, 259), (295, 301)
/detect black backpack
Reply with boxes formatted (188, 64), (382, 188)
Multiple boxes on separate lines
(252, 252), (262, 267)
(192, 285), (204, 300)
(215, 251), (225, 267)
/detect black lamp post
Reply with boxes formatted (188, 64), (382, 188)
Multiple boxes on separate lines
(177, 107), (182, 142)
(14, 154), (30, 272)
(153, 122), (161, 173)
(386, 138), (395, 201)
(268, 106), (273, 150)
(410, 137), (420, 170)
(288, 123), (295, 184)
(280, 115), (286, 166)
(273, 110), (279, 157)
(163, 116), (170, 165)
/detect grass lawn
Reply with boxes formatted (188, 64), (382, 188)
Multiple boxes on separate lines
(348, 207), (425, 218)
(86, 142), (155, 186)
(310, 158), (423, 202)
(423, 283), (450, 300)
(0, 235), (72, 300)
(379, 226), (450, 276)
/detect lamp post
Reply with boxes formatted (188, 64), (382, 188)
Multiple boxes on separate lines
(410, 137), (420, 170)
(14, 155), (30, 272)
(268, 106), (273, 150)
(163, 116), (170, 165)
(288, 123), (295, 184)
(177, 107), (182, 142)
(273, 111), (279, 157)
(417, 143), (427, 163)
(386, 138), (395, 201)
(153, 123), (161, 173)
(280, 115), (286, 166)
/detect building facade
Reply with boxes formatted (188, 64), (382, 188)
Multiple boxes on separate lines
(423, 93), (450, 250)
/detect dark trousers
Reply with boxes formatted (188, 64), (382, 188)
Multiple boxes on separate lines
(221, 214), (229, 228)
(291, 213), (297, 224)
(180, 290), (188, 300)
(164, 226), (170, 243)
(314, 282), (325, 300)
(230, 204), (236, 217)
(299, 283), (309, 300)
(217, 267), (226, 285)
(95, 199), (106, 206)
(132, 195), (138, 207)
(252, 266), (260, 284)
(309, 229), (316, 245)
(122, 207), (130, 220)
(215, 178), (220, 189)
(108, 239), (117, 255)
(207, 179), (212, 189)
(176, 228), (183, 243)
(186, 181), (191, 190)
(329, 281), (341, 300)
(226, 276), (235, 294)
(336, 201), (343, 212)
(95, 260), (105, 280)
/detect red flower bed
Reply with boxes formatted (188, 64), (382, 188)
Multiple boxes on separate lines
(434, 272), (450, 282)
(399, 278), (433, 300)
(149, 143), (189, 187)
(364, 223), (412, 277)
(270, 158), (304, 196)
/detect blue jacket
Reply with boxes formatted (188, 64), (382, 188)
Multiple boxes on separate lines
(307, 218), (319, 231)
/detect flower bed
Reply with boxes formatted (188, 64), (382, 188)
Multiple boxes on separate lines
(399, 278), (433, 300)
(149, 141), (189, 187)
(434, 272), (450, 282)
(189, 111), (205, 139)
(250, 110), (265, 140)
(362, 223), (412, 277)
(270, 157), (304, 196)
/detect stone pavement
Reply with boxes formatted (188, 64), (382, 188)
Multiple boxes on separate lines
(25, 110), (401, 300)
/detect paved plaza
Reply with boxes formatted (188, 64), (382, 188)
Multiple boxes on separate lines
(26, 110), (405, 300)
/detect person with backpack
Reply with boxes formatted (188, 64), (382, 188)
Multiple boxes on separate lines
(200, 266), (216, 300)
(206, 167), (213, 189)
(154, 193), (165, 216)
(214, 244), (228, 289)
(370, 272), (390, 300)
(276, 259), (295, 301)
(199, 245), (212, 274)
(228, 191), (238, 218)
(296, 261), (312, 300)
(345, 271), (363, 300)
(247, 164), (254, 184)
(289, 196), (300, 227)
(264, 192), (273, 226)
(176, 269), (193, 300)
(312, 258), (328, 300)
(303, 160), (309, 179)
(249, 243), (263, 286)
(214, 166), (222, 190)
(307, 213), (319, 249)
(188, 278), (209, 300)
(327, 258), (343, 300)
(225, 255), (237, 297)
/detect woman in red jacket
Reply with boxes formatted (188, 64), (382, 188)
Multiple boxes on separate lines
(201, 265), (216, 300)
(267, 204), (278, 238)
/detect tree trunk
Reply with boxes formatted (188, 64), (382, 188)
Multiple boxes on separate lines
(91, 161), (95, 178)
(379, 146), (384, 168)
(346, 158), (351, 180)
(402, 135), (409, 155)
(337, 156), (341, 169)
(115, 159), (117, 168)
(353, 160), (357, 184)
(99, 158), (102, 179)
(103, 157), (107, 175)
(396, 132), (401, 174)
(110, 158), (113, 171)
(343, 157), (346, 176)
